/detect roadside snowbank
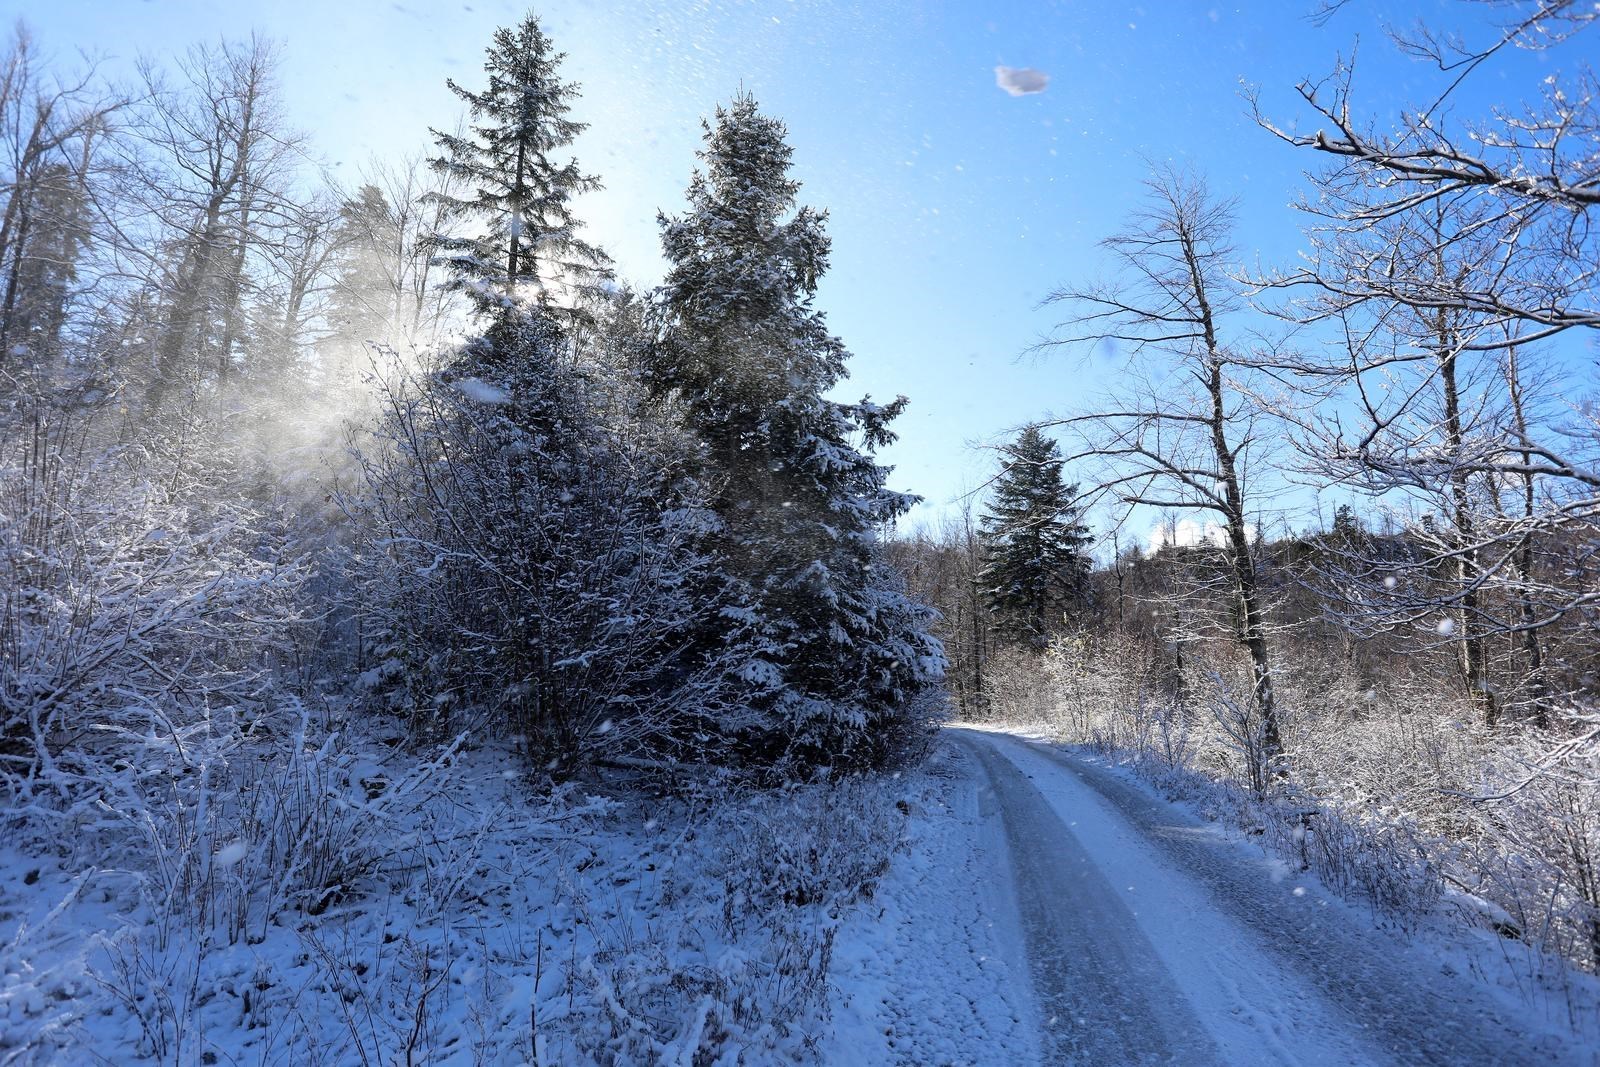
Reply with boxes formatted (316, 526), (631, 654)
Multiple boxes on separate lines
(826, 742), (1042, 1066)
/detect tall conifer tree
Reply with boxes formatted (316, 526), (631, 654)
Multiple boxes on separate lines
(427, 13), (609, 312)
(979, 425), (1093, 646)
(652, 92), (941, 771)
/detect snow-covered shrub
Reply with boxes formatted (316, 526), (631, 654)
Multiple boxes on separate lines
(982, 646), (1066, 727)
(1204, 667), (1280, 799)
(710, 779), (904, 921)
(993, 632), (1186, 764)
(0, 395), (306, 811)
(342, 314), (745, 773)
(871, 685), (947, 772)
(561, 778), (910, 1064)
(150, 704), (467, 942)
(53, 721), (525, 1063)
(1464, 728), (1600, 972)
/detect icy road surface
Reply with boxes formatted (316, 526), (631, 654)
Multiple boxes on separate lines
(831, 728), (1591, 1066)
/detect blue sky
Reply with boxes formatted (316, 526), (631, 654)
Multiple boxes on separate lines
(22, 1), (1586, 536)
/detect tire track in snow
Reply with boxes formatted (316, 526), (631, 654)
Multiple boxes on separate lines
(962, 728), (1585, 1066)
(962, 734), (1227, 1065)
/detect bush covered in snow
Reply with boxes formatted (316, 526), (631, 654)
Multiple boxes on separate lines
(340, 311), (751, 774)
(552, 778), (909, 1064)
(0, 395), (308, 810)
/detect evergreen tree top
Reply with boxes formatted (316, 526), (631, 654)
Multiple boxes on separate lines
(979, 424), (1093, 644)
(982, 426), (1072, 526)
(658, 92), (832, 342)
(426, 11), (609, 313)
(441, 15), (585, 157)
(687, 93), (802, 232)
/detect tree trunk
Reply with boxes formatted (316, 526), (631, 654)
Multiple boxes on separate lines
(1211, 363), (1283, 764)
(1185, 228), (1283, 767)
(0, 167), (36, 360)
(150, 198), (227, 406)
(1436, 309), (1498, 727)
(507, 138), (528, 291)
(1504, 343), (1549, 726)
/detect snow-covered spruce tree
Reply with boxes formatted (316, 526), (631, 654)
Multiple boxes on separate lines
(979, 425), (1093, 648)
(427, 12), (609, 314)
(651, 92), (943, 774)
(347, 17), (746, 772)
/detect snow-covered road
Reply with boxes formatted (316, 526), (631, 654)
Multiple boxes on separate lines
(831, 728), (1591, 1066)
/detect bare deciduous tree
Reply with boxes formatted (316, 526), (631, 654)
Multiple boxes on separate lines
(1253, 2), (1600, 336)
(0, 23), (123, 375)
(325, 154), (461, 353)
(1253, 1), (1600, 728)
(1037, 169), (1285, 785)
(129, 35), (304, 406)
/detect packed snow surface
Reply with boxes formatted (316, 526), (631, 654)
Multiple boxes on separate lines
(829, 728), (1595, 1065)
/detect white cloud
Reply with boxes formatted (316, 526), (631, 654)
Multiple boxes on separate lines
(994, 65), (1049, 97)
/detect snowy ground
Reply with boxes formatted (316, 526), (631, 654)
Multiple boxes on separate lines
(826, 726), (1600, 1066)
(6, 724), (1598, 1064)
(0, 730), (907, 1065)
(825, 744), (1041, 1065)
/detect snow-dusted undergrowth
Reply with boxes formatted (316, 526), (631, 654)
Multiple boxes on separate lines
(0, 708), (914, 1065)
